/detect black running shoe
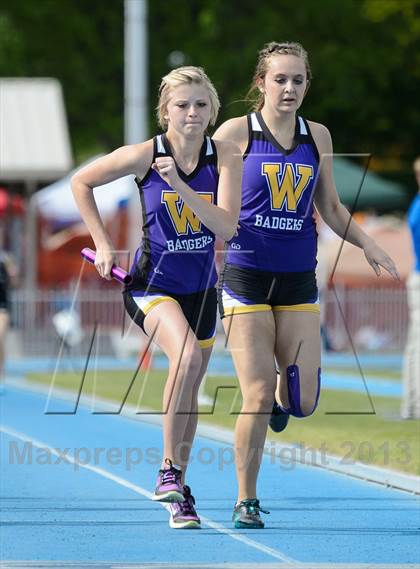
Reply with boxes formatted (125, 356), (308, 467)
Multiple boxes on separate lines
(269, 401), (289, 433)
(232, 498), (270, 529)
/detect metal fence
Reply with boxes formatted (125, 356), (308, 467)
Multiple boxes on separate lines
(323, 285), (408, 352)
(8, 284), (408, 357)
(9, 286), (128, 357)
(11, 286), (126, 330)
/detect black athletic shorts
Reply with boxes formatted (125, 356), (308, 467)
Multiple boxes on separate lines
(217, 263), (320, 319)
(123, 286), (217, 348)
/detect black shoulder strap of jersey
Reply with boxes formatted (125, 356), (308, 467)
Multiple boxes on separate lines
(298, 117), (320, 163)
(135, 137), (162, 188)
(243, 113), (261, 157)
(207, 136), (219, 172)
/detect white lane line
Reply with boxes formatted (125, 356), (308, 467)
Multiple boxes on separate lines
(0, 425), (297, 564)
(0, 561), (419, 568)
(7, 378), (419, 496)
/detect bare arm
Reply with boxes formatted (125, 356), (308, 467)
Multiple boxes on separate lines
(312, 122), (399, 279)
(213, 139), (242, 240)
(71, 141), (152, 279)
(152, 140), (242, 241)
(213, 116), (249, 153)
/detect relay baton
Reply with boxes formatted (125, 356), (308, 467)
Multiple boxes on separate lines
(81, 247), (132, 285)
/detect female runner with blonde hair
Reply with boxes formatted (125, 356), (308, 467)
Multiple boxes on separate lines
(72, 66), (242, 529)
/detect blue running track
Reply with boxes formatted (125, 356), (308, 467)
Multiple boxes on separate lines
(1, 384), (419, 568)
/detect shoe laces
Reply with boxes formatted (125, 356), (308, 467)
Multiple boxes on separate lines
(240, 498), (270, 515)
(179, 485), (197, 515)
(160, 458), (181, 485)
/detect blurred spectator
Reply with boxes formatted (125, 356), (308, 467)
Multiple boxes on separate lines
(0, 250), (18, 394)
(401, 157), (420, 419)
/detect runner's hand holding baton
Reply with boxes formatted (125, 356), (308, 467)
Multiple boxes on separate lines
(81, 247), (132, 284)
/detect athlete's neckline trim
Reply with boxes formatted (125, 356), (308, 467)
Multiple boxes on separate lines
(159, 134), (212, 182)
(254, 112), (301, 156)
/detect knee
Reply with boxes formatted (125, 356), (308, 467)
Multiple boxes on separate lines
(171, 342), (203, 382)
(243, 384), (274, 413)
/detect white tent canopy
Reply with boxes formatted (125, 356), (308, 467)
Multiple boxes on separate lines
(0, 78), (73, 182)
(33, 158), (139, 223)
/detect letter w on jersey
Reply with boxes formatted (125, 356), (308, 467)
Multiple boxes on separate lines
(262, 163), (313, 212)
(161, 191), (213, 236)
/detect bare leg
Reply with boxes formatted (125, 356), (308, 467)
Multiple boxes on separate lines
(274, 310), (321, 415)
(144, 302), (210, 475)
(223, 310), (277, 503)
(178, 347), (212, 483)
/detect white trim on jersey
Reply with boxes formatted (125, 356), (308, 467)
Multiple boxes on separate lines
(250, 113), (263, 132)
(298, 116), (308, 135)
(156, 135), (165, 154)
(205, 136), (213, 156)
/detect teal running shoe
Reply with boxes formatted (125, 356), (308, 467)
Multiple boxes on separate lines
(232, 498), (269, 529)
(269, 365), (289, 433)
(269, 401), (290, 433)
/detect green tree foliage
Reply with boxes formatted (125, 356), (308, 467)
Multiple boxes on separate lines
(0, 0), (418, 168)
(148, 0), (420, 163)
(0, 0), (124, 159)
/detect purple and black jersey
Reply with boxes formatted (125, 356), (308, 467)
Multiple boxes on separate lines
(130, 134), (219, 294)
(226, 112), (320, 272)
